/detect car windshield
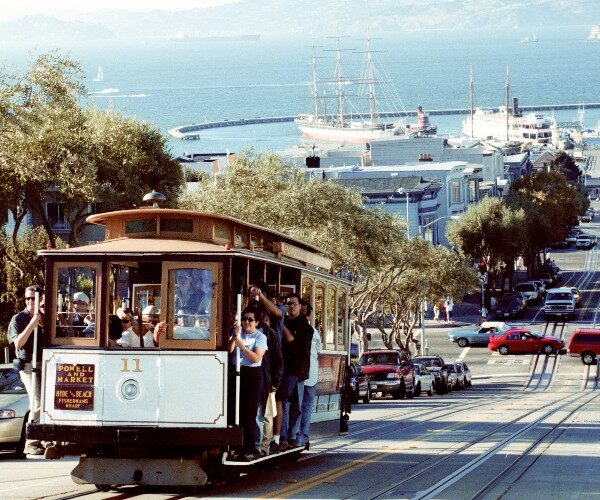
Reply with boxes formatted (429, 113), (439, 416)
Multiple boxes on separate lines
(415, 358), (441, 368)
(0, 368), (26, 394)
(360, 353), (400, 366)
(547, 293), (573, 301)
(446, 365), (456, 372)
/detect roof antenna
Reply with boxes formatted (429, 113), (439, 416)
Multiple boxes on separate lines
(142, 190), (166, 208)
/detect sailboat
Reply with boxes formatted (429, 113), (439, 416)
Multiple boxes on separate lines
(93, 66), (103, 82)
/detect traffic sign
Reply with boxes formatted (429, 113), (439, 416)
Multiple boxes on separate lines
(478, 272), (488, 284)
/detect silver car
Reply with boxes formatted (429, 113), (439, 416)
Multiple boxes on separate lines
(448, 321), (511, 347)
(0, 364), (29, 457)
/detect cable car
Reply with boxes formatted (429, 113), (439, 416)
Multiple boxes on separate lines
(28, 201), (352, 488)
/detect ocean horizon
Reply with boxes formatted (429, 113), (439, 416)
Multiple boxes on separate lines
(1, 26), (599, 156)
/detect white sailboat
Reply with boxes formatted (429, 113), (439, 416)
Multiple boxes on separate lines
(93, 66), (103, 82)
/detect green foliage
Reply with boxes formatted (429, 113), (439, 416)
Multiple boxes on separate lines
(446, 197), (526, 277)
(549, 151), (580, 182)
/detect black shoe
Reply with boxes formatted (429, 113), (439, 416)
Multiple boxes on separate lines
(242, 451), (260, 462)
(277, 442), (290, 452)
(269, 441), (280, 453)
(287, 439), (299, 448)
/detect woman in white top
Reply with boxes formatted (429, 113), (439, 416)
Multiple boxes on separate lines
(116, 307), (156, 347)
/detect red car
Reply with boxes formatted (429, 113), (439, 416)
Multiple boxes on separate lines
(358, 349), (415, 399)
(488, 328), (565, 355)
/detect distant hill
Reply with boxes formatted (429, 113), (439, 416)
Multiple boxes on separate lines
(2, 1), (600, 41)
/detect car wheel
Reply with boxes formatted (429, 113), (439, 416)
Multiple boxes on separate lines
(394, 380), (406, 400)
(415, 382), (421, 396)
(582, 352), (596, 365)
(498, 345), (510, 355)
(457, 338), (469, 348)
(363, 384), (371, 404)
(542, 344), (554, 355)
(95, 485), (112, 492)
(427, 384), (434, 396)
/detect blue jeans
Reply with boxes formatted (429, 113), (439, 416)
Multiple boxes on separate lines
(293, 383), (317, 446)
(279, 374), (303, 443)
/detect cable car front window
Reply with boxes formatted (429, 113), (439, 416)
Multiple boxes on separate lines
(55, 265), (98, 339)
(172, 268), (213, 340)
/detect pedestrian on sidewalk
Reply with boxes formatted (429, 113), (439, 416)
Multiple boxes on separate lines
(433, 302), (440, 321)
(445, 297), (454, 323)
(478, 306), (488, 325)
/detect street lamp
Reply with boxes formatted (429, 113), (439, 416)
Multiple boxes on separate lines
(396, 187), (410, 239)
(418, 215), (460, 242)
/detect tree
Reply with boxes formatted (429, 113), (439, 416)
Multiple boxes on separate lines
(507, 170), (586, 269)
(549, 151), (580, 182)
(446, 197), (526, 292)
(0, 51), (184, 271)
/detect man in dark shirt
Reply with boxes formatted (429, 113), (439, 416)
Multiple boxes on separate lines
(278, 293), (313, 449)
(7, 285), (44, 456)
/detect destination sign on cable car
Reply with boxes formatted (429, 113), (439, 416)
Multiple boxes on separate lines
(54, 363), (95, 411)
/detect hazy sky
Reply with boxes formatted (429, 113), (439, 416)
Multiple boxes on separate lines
(2, 0), (237, 21)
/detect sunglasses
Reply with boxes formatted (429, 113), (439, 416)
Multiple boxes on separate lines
(286, 301), (299, 307)
(241, 316), (256, 322)
(25, 297), (36, 301)
(121, 319), (132, 324)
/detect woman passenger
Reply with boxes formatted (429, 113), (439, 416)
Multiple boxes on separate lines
(228, 306), (268, 461)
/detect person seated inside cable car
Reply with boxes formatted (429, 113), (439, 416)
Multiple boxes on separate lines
(116, 307), (155, 347)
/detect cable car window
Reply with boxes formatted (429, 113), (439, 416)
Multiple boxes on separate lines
(54, 264), (99, 342)
(160, 218), (193, 233)
(315, 283), (326, 345)
(326, 286), (336, 350)
(160, 263), (220, 349)
(337, 288), (347, 348)
(125, 219), (157, 234)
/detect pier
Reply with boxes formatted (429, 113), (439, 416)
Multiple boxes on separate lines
(168, 102), (600, 140)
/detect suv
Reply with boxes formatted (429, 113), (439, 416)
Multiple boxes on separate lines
(568, 328), (600, 365)
(576, 235), (594, 249)
(358, 350), (415, 399)
(413, 355), (451, 394)
(544, 287), (576, 321)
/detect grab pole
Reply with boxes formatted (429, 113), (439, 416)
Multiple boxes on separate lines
(30, 290), (41, 418)
(235, 293), (242, 426)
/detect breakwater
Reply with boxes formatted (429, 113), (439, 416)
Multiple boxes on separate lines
(168, 103), (600, 140)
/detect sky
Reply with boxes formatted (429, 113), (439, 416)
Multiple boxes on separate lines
(2, 0), (237, 21)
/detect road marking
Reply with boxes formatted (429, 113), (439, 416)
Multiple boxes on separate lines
(458, 347), (470, 359)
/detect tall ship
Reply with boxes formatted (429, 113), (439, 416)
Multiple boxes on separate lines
(588, 26), (600, 41)
(462, 68), (553, 144)
(295, 38), (436, 144)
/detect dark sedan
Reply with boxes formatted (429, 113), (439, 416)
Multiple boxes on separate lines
(495, 296), (526, 319)
(348, 362), (371, 404)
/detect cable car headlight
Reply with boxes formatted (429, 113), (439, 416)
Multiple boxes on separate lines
(120, 379), (141, 400)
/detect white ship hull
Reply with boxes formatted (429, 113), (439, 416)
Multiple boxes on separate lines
(296, 120), (401, 143)
(462, 108), (553, 144)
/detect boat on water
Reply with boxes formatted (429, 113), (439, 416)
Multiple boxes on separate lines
(520, 35), (539, 43)
(88, 88), (119, 95)
(462, 69), (553, 144)
(294, 38), (436, 144)
(93, 65), (103, 82)
(462, 107), (553, 144)
(588, 26), (600, 41)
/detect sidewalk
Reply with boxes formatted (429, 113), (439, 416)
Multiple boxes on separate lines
(423, 301), (481, 328)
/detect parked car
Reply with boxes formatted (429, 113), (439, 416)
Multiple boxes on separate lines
(358, 350), (415, 399)
(0, 364), (29, 457)
(526, 279), (546, 298)
(455, 360), (472, 387)
(348, 362), (371, 404)
(576, 235), (595, 249)
(413, 363), (434, 396)
(532, 271), (557, 287)
(514, 282), (541, 304)
(544, 287), (577, 321)
(580, 213), (592, 223)
(567, 286), (582, 308)
(448, 321), (511, 347)
(495, 296), (526, 319)
(568, 328), (600, 365)
(551, 239), (571, 249)
(445, 363), (465, 390)
(488, 328), (565, 355)
(413, 355), (451, 394)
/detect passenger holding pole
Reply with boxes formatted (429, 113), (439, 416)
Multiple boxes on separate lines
(228, 306), (268, 461)
(7, 285), (45, 456)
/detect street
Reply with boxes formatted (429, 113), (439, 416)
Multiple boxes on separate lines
(1, 215), (600, 499)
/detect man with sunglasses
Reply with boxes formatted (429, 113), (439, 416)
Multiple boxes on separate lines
(116, 307), (157, 347)
(8, 285), (45, 455)
(277, 293), (313, 451)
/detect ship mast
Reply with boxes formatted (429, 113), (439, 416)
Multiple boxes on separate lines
(469, 65), (474, 139)
(505, 66), (510, 141)
(309, 43), (323, 119)
(366, 37), (377, 127)
(334, 36), (345, 128)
